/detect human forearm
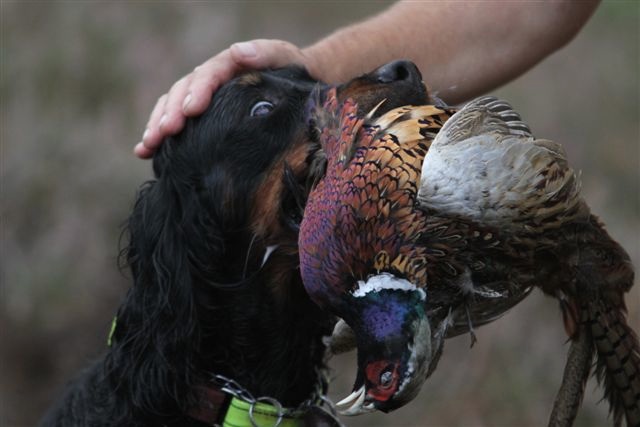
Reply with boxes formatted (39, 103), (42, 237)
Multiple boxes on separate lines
(304, 1), (600, 104)
(138, 1), (599, 157)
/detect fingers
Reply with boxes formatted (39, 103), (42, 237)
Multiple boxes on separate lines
(229, 39), (309, 73)
(137, 49), (241, 157)
(184, 40), (309, 117)
(157, 76), (191, 136)
(133, 141), (155, 159)
(136, 39), (309, 159)
(137, 93), (169, 156)
(181, 49), (240, 115)
(142, 77), (190, 153)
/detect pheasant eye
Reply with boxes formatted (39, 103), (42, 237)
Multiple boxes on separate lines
(380, 368), (394, 388)
(365, 361), (398, 401)
(250, 101), (274, 117)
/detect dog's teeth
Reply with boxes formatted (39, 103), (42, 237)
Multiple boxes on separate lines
(260, 245), (278, 267)
(365, 99), (387, 120)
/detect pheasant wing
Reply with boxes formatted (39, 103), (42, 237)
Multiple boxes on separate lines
(418, 96), (585, 234)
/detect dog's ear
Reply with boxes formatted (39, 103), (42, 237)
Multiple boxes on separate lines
(109, 159), (222, 414)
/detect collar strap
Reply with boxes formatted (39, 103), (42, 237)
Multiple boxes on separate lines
(188, 386), (232, 426)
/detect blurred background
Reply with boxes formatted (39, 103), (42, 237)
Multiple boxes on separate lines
(1, 2), (638, 426)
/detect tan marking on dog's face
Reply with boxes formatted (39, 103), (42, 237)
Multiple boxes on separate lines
(237, 72), (262, 87)
(249, 136), (313, 303)
(251, 135), (310, 242)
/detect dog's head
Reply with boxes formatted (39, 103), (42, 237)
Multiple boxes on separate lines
(153, 60), (430, 242)
(142, 60), (432, 279)
(149, 67), (319, 268)
(112, 61), (430, 414)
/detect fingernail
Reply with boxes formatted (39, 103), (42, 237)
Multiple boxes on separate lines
(142, 129), (150, 142)
(234, 42), (257, 57)
(159, 114), (167, 129)
(182, 93), (192, 112)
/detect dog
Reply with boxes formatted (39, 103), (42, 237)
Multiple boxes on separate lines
(40, 61), (430, 426)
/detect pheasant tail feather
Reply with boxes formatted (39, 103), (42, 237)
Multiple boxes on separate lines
(587, 299), (640, 426)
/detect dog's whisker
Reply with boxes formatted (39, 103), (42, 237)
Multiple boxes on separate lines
(242, 233), (258, 280)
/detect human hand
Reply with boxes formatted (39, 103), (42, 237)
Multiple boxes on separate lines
(135, 39), (315, 158)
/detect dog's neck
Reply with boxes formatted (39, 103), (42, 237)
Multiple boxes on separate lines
(106, 246), (330, 422)
(196, 251), (331, 406)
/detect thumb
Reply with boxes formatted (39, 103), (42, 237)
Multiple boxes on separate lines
(229, 39), (312, 74)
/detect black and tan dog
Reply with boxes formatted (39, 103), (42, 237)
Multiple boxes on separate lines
(40, 61), (431, 426)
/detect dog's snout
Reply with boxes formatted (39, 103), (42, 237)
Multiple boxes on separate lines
(374, 60), (422, 84)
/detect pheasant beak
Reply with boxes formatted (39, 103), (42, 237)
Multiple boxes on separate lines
(336, 386), (376, 415)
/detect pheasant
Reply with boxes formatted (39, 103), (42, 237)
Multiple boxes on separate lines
(299, 90), (640, 425)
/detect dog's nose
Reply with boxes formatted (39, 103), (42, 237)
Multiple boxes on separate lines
(373, 60), (422, 84)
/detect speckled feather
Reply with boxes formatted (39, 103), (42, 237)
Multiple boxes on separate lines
(300, 91), (457, 305)
(419, 96), (586, 238)
(301, 93), (530, 331)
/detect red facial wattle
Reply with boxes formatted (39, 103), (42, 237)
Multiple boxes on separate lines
(365, 360), (400, 401)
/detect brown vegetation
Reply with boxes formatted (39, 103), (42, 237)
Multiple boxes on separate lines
(2, 2), (638, 426)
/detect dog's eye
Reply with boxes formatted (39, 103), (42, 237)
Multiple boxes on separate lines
(250, 101), (274, 117)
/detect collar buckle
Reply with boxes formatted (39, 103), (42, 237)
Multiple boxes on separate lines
(248, 397), (283, 427)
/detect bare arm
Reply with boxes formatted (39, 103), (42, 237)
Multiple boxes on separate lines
(136, 0), (599, 158)
(304, 1), (599, 103)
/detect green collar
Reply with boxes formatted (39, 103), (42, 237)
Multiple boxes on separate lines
(221, 397), (302, 427)
(188, 380), (305, 427)
(189, 374), (339, 427)
(108, 319), (336, 426)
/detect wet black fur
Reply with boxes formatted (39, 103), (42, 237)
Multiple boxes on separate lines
(39, 67), (333, 426)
